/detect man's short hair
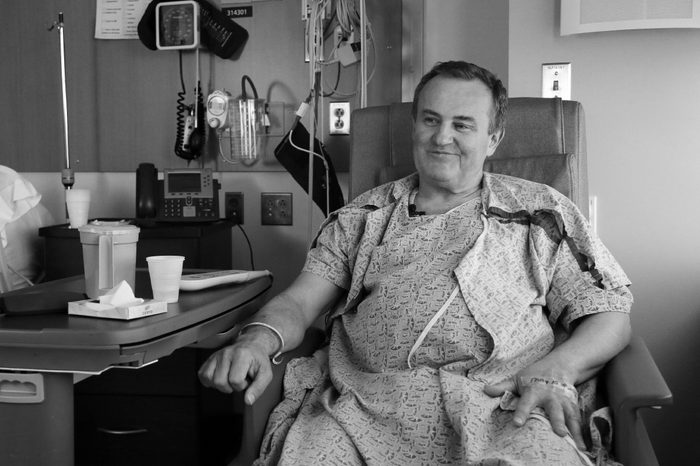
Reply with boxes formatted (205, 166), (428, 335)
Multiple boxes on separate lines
(412, 61), (508, 135)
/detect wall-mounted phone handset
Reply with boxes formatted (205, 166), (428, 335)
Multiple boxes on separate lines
(136, 163), (158, 219)
(137, 0), (248, 59)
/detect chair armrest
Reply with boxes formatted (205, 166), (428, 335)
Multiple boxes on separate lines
(234, 327), (326, 465)
(603, 336), (673, 466)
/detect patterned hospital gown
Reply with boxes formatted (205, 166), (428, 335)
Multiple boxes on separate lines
(255, 173), (632, 466)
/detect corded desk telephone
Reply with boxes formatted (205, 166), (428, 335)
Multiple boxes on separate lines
(136, 163), (220, 222)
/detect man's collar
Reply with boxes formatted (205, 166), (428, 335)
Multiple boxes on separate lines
(388, 172), (419, 202)
(365, 171), (532, 216)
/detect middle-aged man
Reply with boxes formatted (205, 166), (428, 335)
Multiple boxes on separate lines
(200, 61), (632, 466)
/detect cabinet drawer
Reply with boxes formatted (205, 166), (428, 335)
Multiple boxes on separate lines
(76, 348), (199, 397)
(75, 394), (198, 466)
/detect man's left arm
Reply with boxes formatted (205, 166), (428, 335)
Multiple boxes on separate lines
(486, 206), (633, 449)
(485, 309), (630, 448)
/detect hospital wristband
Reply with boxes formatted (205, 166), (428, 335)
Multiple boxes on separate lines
(519, 376), (579, 404)
(240, 322), (285, 365)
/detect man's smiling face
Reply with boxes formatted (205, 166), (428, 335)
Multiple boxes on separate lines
(412, 76), (503, 194)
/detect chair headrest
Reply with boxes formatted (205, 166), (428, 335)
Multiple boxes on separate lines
(494, 98), (567, 158)
(350, 97), (588, 216)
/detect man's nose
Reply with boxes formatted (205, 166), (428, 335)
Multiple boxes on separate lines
(432, 124), (454, 146)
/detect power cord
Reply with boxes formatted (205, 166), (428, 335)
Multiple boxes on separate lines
(235, 224), (255, 270)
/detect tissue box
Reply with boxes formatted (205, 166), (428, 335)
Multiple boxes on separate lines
(68, 298), (167, 320)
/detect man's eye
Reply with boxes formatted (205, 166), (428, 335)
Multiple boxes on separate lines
(423, 116), (439, 126)
(454, 123), (474, 132)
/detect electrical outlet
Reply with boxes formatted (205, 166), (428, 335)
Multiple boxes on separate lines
(261, 193), (293, 225)
(329, 102), (350, 135)
(542, 62), (572, 100)
(225, 192), (244, 224)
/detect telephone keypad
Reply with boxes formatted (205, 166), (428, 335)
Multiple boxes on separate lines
(161, 198), (217, 220)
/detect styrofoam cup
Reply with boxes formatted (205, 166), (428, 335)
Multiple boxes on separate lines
(66, 189), (91, 228)
(146, 255), (185, 303)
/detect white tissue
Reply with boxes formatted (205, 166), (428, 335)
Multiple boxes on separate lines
(98, 280), (144, 307)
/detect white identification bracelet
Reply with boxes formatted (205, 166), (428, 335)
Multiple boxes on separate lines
(240, 322), (285, 365)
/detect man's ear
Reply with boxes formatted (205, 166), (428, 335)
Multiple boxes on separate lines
(486, 128), (505, 156)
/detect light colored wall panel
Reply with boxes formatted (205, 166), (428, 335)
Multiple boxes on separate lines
(423, 0), (509, 84)
(509, 1), (700, 463)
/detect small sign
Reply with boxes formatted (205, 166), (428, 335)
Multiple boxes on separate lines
(223, 5), (253, 18)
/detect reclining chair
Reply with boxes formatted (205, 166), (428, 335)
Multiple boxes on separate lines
(234, 98), (672, 466)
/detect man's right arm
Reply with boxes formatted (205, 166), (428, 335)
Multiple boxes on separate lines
(198, 271), (344, 404)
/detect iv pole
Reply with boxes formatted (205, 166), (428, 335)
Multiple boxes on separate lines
(49, 12), (75, 220)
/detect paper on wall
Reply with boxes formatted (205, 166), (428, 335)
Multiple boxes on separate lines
(95, 0), (150, 40)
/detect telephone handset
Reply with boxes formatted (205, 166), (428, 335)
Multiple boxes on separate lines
(136, 163), (158, 219)
(137, 0), (248, 59)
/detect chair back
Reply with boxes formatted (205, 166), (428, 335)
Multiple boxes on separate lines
(349, 97), (589, 217)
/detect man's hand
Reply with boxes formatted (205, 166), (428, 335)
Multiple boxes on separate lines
(198, 336), (274, 405)
(484, 365), (585, 450)
(198, 271), (345, 405)
(485, 311), (631, 451)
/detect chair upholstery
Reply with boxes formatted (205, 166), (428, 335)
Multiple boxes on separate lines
(234, 98), (672, 466)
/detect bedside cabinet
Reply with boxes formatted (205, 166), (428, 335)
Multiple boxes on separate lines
(75, 348), (244, 466)
(39, 220), (243, 465)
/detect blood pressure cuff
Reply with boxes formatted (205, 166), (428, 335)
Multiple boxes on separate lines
(137, 0), (248, 59)
(274, 123), (345, 215)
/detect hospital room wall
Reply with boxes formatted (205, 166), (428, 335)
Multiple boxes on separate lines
(507, 1), (700, 464)
(13, 0), (401, 299)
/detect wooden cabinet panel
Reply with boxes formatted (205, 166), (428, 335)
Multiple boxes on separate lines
(75, 348), (199, 397)
(75, 348), (243, 466)
(75, 394), (199, 466)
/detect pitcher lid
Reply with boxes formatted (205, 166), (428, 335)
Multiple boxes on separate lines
(78, 220), (140, 235)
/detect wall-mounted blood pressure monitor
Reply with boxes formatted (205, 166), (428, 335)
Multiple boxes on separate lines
(156, 1), (200, 50)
